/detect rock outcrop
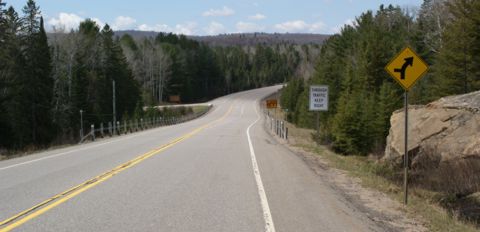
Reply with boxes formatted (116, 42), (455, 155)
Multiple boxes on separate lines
(383, 91), (480, 193)
(384, 90), (480, 164)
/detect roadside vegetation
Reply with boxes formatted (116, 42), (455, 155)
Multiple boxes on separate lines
(280, 119), (479, 231)
(280, 0), (480, 229)
(311, 144), (478, 232)
(281, 1), (480, 156)
(0, 0), (319, 153)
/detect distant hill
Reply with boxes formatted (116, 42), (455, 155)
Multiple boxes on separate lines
(115, 30), (159, 39)
(114, 30), (330, 46)
(189, 33), (330, 46)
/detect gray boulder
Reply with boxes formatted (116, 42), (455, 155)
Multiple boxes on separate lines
(383, 91), (480, 193)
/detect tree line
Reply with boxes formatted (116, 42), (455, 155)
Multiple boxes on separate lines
(119, 33), (316, 103)
(0, 0), (317, 151)
(281, 1), (480, 155)
(1, 0), (55, 148)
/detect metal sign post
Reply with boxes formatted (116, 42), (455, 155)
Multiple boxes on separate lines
(404, 91), (409, 205)
(112, 80), (116, 134)
(385, 46), (428, 205)
(80, 110), (84, 138)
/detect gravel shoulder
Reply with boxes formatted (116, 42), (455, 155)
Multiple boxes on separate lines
(263, 118), (428, 232)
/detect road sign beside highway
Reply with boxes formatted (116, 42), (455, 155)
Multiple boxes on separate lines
(266, 99), (278, 109)
(309, 85), (328, 111)
(385, 46), (429, 91)
(385, 46), (429, 206)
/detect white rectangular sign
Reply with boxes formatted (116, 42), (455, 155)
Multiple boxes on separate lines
(309, 85), (328, 111)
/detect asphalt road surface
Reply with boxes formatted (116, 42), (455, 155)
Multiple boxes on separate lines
(0, 86), (384, 232)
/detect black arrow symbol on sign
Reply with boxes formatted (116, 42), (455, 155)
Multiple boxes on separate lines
(394, 57), (414, 80)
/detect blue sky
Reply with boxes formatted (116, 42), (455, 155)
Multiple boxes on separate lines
(5, 0), (423, 35)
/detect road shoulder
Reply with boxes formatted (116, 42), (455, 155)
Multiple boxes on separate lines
(262, 118), (428, 232)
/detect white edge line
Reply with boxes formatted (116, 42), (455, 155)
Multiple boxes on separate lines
(247, 100), (276, 232)
(1, 103), (219, 171)
(0, 128), (161, 171)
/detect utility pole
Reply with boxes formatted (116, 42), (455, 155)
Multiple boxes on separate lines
(80, 109), (84, 138)
(158, 61), (162, 104)
(113, 80), (116, 134)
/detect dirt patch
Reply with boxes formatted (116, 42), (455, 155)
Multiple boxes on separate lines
(263, 117), (428, 232)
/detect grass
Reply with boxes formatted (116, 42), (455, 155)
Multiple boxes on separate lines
(268, 99), (479, 231)
(191, 105), (210, 114)
(0, 143), (76, 161)
(1, 105), (213, 161)
(296, 142), (479, 232)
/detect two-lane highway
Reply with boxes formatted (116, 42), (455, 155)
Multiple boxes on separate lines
(0, 86), (383, 231)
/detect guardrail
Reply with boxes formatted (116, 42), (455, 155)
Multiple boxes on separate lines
(79, 104), (213, 144)
(260, 91), (288, 141)
(263, 110), (288, 140)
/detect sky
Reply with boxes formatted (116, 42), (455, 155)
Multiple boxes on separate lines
(5, 0), (423, 35)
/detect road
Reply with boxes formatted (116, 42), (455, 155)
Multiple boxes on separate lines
(0, 86), (383, 232)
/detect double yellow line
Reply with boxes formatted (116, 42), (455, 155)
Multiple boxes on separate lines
(0, 105), (233, 232)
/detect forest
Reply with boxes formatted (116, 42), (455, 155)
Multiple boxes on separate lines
(281, 0), (480, 155)
(0, 0), (318, 151)
(4, 0), (474, 156)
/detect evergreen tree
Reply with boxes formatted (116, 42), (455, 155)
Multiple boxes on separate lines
(432, 0), (478, 96)
(2, 6), (24, 146)
(0, 0), (55, 147)
(101, 24), (140, 122)
(0, 0), (12, 147)
(285, 4), (416, 155)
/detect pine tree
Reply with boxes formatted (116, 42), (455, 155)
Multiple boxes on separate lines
(34, 17), (55, 143)
(0, 0), (12, 147)
(468, 1), (480, 90)
(22, 0), (39, 34)
(20, 7), (54, 145)
(0, 1), (9, 105)
(2, 7), (24, 146)
(433, 0), (477, 96)
(101, 24), (140, 121)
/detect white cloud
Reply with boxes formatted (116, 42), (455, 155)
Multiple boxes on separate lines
(138, 23), (170, 32)
(204, 21), (226, 35)
(137, 22), (198, 35)
(248, 13), (266, 20)
(331, 19), (355, 34)
(112, 16), (136, 30)
(174, 22), (198, 35)
(236, 21), (264, 33)
(48, 13), (83, 32)
(202, 6), (235, 17)
(274, 20), (328, 33)
(274, 20), (308, 32)
(309, 22), (326, 32)
(92, 18), (105, 28)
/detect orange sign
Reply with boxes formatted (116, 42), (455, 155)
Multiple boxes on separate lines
(169, 95), (181, 103)
(266, 99), (278, 109)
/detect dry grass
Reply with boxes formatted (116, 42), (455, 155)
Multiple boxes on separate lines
(192, 105), (210, 114)
(295, 142), (480, 231)
(278, 117), (480, 231)
(412, 145), (480, 196)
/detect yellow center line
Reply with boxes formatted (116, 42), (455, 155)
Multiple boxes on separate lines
(0, 105), (234, 232)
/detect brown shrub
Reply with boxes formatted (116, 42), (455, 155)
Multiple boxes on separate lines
(412, 145), (480, 196)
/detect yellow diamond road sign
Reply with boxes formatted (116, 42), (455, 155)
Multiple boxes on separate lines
(385, 47), (429, 91)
